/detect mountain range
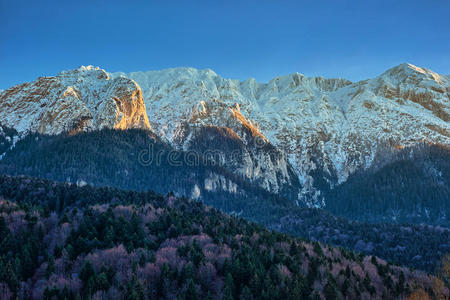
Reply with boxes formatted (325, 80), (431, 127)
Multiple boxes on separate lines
(0, 63), (448, 208)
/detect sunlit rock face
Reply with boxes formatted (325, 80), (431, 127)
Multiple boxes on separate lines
(0, 66), (150, 135)
(115, 63), (449, 206)
(161, 97), (302, 201)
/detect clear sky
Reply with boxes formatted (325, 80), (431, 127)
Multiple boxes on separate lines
(1, 0), (449, 89)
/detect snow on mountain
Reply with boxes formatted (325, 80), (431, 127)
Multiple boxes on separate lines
(0, 125), (20, 160)
(0, 63), (448, 206)
(0, 66), (301, 200)
(0, 66), (150, 135)
(113, 63), (449, 206)
(111, 68), (306, 199)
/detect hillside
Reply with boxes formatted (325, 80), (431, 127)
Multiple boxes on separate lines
(325, 144), (450, 225)
(0, 129), (448, 274)
(0, 127), (297, 205)
(0, 175), (447, 299)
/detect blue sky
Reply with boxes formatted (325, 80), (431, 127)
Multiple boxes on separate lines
(0, 0), (449, 89)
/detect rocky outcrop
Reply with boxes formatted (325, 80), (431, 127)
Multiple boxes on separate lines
(169, 100), (301, 200)
(0, 66), (150, 135)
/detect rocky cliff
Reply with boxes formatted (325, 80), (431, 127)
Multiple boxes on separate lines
(0, 66), (150, 135)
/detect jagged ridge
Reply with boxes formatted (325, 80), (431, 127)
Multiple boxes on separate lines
(0, 63), (448, 207)
(113, 63), (450, 206)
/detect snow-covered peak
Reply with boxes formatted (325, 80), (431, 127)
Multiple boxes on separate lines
(114, 67), (218, 85)
(0, 66), (150, 134)
(78, 65), (102, 71)
(58, 65), (111, 84)
(379, 63), (447, 85)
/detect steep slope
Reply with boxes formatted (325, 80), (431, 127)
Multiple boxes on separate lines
(180, 123), (301, 201)
(0, 175), (447, 299)
(170, 98), (302, 200)
(114, 63), (450, 206)
(0, 66), (150, 134)
(0, 128), (296, 207)
(325, 144), (450, 225)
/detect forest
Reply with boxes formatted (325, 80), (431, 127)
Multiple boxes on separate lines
(0, 128), (288, 206)
(325, 144), (449, 226)
(0, 129), (448, 275)
(0, 175), (448, 299)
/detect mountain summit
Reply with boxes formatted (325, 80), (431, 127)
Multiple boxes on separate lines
(0, 66), (150, 135)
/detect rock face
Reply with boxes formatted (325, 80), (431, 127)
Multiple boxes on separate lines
(0, 66), (150, 135)
(114, 63), (449, 206)
(167, 99), (302, 201)
(185, 124), (301, 202)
